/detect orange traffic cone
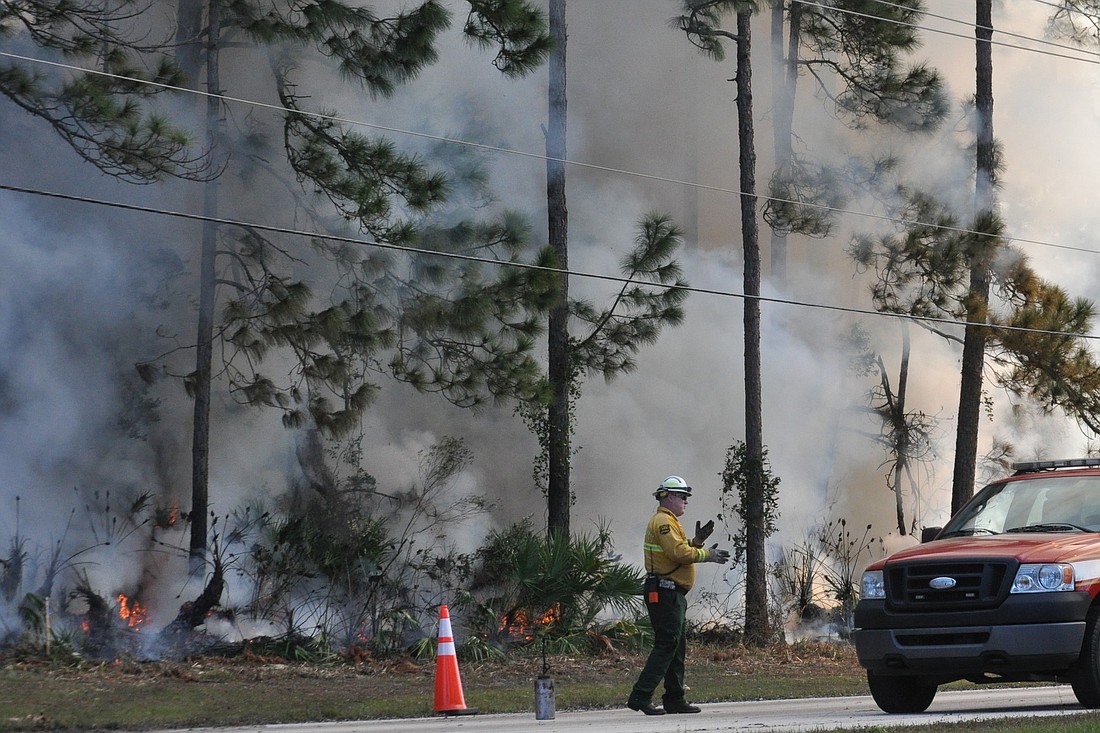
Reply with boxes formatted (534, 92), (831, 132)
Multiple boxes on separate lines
(434, 604), (477, 715)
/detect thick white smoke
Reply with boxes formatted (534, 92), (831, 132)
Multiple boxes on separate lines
(2, 1), (1100, 637)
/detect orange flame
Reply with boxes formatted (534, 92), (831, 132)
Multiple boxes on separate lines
(117, 594), (149, 630)
(155, 501), (180, 529)
(499, 604), (560, 641)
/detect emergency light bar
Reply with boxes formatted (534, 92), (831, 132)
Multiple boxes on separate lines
(1013, 458), (1100, 474)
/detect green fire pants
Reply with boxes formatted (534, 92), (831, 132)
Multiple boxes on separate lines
(629, 586), (688, 705)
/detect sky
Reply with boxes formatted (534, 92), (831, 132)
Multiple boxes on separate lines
(2, 0), (1100, 632)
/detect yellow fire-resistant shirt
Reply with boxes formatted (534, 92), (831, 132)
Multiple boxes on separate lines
(643, 506), (709, 591)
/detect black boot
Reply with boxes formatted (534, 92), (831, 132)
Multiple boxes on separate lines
(627, 700), (666, 715)
(663, 699), (701, 714)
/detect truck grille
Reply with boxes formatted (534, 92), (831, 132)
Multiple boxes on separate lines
(885, 560), (1014, 611)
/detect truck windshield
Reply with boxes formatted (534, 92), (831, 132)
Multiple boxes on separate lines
(940, 475), (1100, 537)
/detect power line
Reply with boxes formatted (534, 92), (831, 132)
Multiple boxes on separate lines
(1030, 0), (1099, 19)
(1, 49), (1098, 261)
(2, 180), (1096, 344)
(794, 0), (1100, 64)
(867, 0), (1100, 60)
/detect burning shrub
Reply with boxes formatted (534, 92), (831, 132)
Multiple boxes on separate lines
(465, 518), (646, 654)
(2, 439), (647, 666)
(0, 492), (182, 661)
(232, 436), (485, 657)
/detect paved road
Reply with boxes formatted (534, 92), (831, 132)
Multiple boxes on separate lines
(155, 685), (1090, 733)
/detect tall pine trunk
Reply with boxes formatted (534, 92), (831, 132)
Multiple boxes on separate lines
(176, 0), (222, 569)
(769, 1), (800, 285)
(736, 9), (768, 647)
(545, 0), (570, 538)
(951, 0), (994, 515)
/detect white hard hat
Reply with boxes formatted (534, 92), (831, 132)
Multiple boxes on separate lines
(655, 475), (692, 498)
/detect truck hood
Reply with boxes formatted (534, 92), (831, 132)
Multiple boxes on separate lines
(867, 533), (1100, 570)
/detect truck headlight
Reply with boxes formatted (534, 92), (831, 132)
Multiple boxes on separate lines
(861, 570), (885, 600)
(1011, 563), (1074, 593)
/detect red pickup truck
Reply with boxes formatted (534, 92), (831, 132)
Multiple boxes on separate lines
(854, 458), (1100, 713)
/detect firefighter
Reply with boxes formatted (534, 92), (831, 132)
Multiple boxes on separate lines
(627, 475), (730, 716)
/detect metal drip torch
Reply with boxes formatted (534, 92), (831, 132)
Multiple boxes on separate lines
(534, 636), (555, 720)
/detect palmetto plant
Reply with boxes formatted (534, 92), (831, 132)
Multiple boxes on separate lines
(468, 519), (646, 653)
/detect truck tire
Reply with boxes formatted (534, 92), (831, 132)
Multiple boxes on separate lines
(866, 671), (937, 713)
(1072, 606), (1100, 708)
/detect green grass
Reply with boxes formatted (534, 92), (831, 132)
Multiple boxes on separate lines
(0, 644), (864, 731)
(850, 715), (1100, 733)
(0, 644), (1098, 733)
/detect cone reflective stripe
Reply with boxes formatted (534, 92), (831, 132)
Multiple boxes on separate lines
(437, 611), (456, 657)
(434, 604), (470, 713)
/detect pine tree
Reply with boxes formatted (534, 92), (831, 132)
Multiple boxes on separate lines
(537, 1), (689, 540)
(545, 0), (570, 538)
(1, 0), (209, 181)
(167, 0), (555, 567)
(676, 0), (771, 646)
(849, 191), (970, 533)
(4, 0), (554, 569)
(851, 186), (1100, 521)
(766, 0), (947, 284)
(951, 0), (996, 514)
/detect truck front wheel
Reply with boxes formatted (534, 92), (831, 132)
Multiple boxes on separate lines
(867, 671), (937, 713)
(1072, 606), (1100, 708)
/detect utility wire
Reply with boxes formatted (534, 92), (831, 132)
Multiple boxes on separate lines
(1, 49), (1098, 260)
(793, 0), (1100, 64)
(1030, 0), (1099, 18)
(2, 181), (1096, 343)
(1028, 0), (1100, 46)
(866, 0), (1100, 59)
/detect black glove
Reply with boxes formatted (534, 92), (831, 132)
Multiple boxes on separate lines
(705, 544), (731, 564)
(691, 519), (715, 548)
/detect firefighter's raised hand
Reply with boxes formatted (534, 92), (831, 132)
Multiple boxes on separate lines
(691, 519), (715, 548)
(705, 545), (730, 564)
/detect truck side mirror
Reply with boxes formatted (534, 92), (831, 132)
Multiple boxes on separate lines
(921, 526), (942, 543)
